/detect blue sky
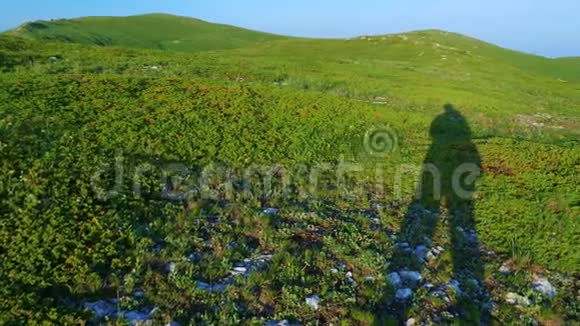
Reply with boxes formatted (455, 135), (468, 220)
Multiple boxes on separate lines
(2, 0), (579, 57)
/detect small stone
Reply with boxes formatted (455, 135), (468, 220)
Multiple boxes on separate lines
(330, 268), (339, 274)
(346, 277), (356, 285)
(499, 263), (511, 275)
(123, 310), (151, 325)
(166, 322), (181, 326)
(305, 295), (321, 310)
(365, 276), (376, 282)
(441, 311), (455, 320)
(532, 277), (557, 298)
(447, 279), (462, 293)
(263, 208), (279, 215)
(429, 290), (446, 298)
(423, 283), (435, 289)
(197, 281), (211, 291)
(406, 318), (416, 326)
(231, 267), (248, 276)
(165, 320), (181, 326)
(396, 288), (413, 300)
(399, 271), (423, 283)
(414, 245), (429, 261)
(505, 292), (531, 306)
(346, 271), (353, 278)
(84, 300), (116, 318)
(387, 272), (402, 288)
(133, 290), (145, 298)
(166, 262), (177, 273)
(426, 251), (436, 261)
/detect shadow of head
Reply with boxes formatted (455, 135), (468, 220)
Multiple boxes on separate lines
(430, 104), (472, 140)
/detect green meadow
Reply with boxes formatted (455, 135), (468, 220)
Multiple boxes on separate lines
(0, 14), (578, 325)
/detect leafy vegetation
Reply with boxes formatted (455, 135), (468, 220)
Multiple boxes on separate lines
(0, 14), (578, 325)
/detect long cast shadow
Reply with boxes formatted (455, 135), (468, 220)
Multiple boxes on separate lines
(380, 104), (489, 324)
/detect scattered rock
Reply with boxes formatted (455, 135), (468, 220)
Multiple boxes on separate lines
(231, 267), (248, 276)
(406, 318), (416, 326)
(265, 320), (299, 326)
(166, 262), (177, 273)
(263, 208), (279, 215)
(387, 272), (402, 288)
(396, 288), (413, 300)
(414, 245), (429, 261)
(426, 251), (437, 261)
(305, 295), (321, 310)
(134, 290), (145, 298)
(85, 300), (117, 319)
(447, 280), (462, 294)
(122, 310), (151, 325)
(84, 300), (154, 325)
(499, 263), (512, 275)
(399, 271), (423, 283)
(532, 277), (557, 298)
(505, 292), (531, 306)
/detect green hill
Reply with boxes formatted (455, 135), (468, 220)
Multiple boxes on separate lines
(0, 15), (579, 325)
(6, 13), (290, 52)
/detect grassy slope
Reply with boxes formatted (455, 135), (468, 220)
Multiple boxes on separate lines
(6, 13), (290, 52)
(0, 22), (579, 324)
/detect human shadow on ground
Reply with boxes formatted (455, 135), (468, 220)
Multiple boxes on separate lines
(379, 104), (490, 324)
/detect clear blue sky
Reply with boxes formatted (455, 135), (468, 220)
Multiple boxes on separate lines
(2, 0), (578, 58)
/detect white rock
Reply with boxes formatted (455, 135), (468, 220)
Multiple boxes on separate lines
(499, 263), (511, 275)
(346, 271), (353, 278)
(166, 262), (177, 273)
(166, 322), (181, 326)
(532, 277), (557, 298)
(305, 295), (321, 310)
(231, 267), (248, 275)
(263, 208), (279, 215)
(505, 292), (531, 306)
(426, 251), (437, 261)
(265, 321), (297, 326)
(406, 318), (416, 326)
(396, 288), (413, 300)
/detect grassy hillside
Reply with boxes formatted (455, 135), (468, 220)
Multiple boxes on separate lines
(0, 17), (578, 325)
(6, 13), (290, 52)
